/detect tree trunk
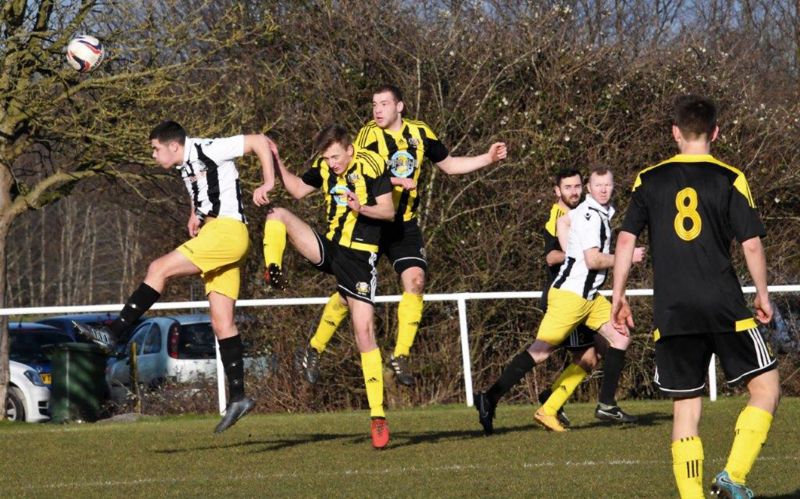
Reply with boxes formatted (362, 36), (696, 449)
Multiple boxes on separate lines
(0, 168), (12, 420)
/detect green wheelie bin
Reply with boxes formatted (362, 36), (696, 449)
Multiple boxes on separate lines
(45, 343), (108, 423)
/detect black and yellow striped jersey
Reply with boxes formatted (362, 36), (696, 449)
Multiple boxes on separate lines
(543, 203), (566, 282)
(620, 154), (766, 337)
(355, 119), (449, 222)
(301, 148), (392, 253)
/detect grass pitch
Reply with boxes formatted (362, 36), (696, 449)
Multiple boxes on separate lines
(1, 398), (798, 498)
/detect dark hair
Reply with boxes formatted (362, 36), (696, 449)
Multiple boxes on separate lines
(588, 163), (612, 180)
(149, 121), (186, 145)
(373, 84), (403, 104)
(672, 94), (717, 140)
(313, 124), (351, 156)
(555, 168), (582, 186)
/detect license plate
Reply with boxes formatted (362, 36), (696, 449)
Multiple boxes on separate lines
(40, 373), (52, 385)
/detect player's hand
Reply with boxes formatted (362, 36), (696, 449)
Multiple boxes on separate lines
(632, 246), (647, 264)
(754, 294), (773, 324)
(345, 190), (361, 213)
(612, 297), (634, 334)
(488, 142), (507, 163)
(253, 184), (271, 206)
(396, 177), (416, 191)
(187, 213), (201, 237)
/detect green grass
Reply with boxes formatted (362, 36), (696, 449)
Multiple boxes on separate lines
(1, 398), (798, 498)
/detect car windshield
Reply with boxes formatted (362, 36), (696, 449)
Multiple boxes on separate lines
(10, 330), (73, 363)
(178, 322), (215, 358)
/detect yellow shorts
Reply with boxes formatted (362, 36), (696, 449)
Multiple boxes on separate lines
(536, 287), (610, 346)
(176, 217), (249, 300)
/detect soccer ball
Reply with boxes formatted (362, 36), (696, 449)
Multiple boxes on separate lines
(66, 35), (104, 73)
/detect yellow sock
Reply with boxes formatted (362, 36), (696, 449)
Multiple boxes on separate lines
(541, 363), (587, 416)
(310, 293), (349, 353)
(725, 405), (773, 484)
(361, 348), (385, 418)
(263, 219), (287, 267)
(393, 292), (423, 357)
(672, 436), (704, 499)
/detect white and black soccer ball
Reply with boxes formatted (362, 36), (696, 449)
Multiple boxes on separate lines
(66, 35), (104, 73)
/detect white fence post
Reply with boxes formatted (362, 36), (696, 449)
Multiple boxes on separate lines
(708, 354), (717, 402)
(215, 337), (226, 415)
(457, 295), (474, 407)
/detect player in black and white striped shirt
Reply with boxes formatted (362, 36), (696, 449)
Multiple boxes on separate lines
(75, 120), (276, 434)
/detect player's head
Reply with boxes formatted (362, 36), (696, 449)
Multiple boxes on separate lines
(149, 121), (186, 169)
(554, 168), (582, 209)
(372, 84), (404, 130)
(314, 124), (354, 175)
(586, 164), (614, 206)
(672, 94), (719, 145)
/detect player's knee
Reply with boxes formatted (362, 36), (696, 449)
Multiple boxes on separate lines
(266, 206), (288, 222)
(403, 270), (425, 294)
(575, 350), (598, 372)
(146, 258), (171, 282)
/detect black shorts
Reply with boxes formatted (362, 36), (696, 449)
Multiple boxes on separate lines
(380, 220), (427, 274)
(540, 285), (595, 351)
(654, 328), (777, 398)
(312, 232), (377, 305)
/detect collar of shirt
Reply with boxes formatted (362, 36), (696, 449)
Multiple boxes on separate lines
(584, 194), (615, 219)
(177, 137), (195, 170)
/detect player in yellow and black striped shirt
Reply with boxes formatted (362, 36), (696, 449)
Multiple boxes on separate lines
(300, 84), (507, 386)
(612, 95), (779, 497)
(261, 124), (395, 449)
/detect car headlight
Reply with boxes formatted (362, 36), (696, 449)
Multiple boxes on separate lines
(24, 369), (47, 387)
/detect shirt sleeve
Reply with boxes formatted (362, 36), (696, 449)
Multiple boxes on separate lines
(301, 157), (323, 189)
(620, 181), (649, 237)
(543, 229), (560, 258)
(729, 176), (766, 242)
(370, 167), (393, 198)
(424, 137), (449, 163)
(201, 135), (245, 162)
(575, 210), (602, 251)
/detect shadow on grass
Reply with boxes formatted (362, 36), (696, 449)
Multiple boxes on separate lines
(153, 421), (541, 454)
(759, 490), (800, 499)
(568, 411), (672, 431)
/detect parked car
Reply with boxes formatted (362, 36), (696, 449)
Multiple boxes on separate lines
(5, 360), (51, 422)
(9, 322), (75, 387)
(106, 314), (269, 390)
(35, 313), (144, 352)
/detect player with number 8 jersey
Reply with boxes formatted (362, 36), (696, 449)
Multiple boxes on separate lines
(622, 152), (765, 337)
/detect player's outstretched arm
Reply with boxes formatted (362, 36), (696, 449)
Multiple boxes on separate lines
(245, 134), (276, 206)
(611, 231), (638, 333)
(741, 236), (772, 324)
(347, 191), (394, 221)
(435, 142), (507, 175)
(265, 139), (316, 200)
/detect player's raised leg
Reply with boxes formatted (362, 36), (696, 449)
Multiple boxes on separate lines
(390, 266), (424, 386)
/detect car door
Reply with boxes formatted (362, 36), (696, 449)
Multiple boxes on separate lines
(109, 324), (149, 385)
(136, 323), (162, 385)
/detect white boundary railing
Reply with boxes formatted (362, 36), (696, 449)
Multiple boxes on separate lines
(3, 284), (798, 414)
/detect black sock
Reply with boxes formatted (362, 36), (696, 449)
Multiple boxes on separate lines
(219, 335), (245, 402)
(598, 347), (626, 406)
(486, 350), (536, 405)
(111, 283), (160, 338)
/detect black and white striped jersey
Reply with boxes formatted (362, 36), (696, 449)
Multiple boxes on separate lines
(552, 194), (614, 300)
(178, 136), (246, 222)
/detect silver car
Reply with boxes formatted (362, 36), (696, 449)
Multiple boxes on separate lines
(106, 314), (266, 390)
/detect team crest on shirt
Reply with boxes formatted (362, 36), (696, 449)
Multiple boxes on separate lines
(355, 281), (371, 296)
(584, 213), (592, 220)
(347, 172), (361, 184)
(330, 185), (351, 206)
(389, 150), (416, 178)
(407, 137), (419, 147)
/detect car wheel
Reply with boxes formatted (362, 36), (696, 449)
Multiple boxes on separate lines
(5, 387), (26, 422)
